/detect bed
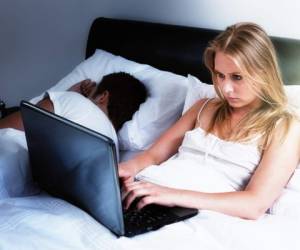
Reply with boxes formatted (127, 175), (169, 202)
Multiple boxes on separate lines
(1, 17), (300, 250)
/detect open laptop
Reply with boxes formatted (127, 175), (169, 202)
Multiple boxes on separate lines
(20, 101), (198, 237)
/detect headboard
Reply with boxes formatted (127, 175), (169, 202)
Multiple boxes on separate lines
(86, 17), (300, 85)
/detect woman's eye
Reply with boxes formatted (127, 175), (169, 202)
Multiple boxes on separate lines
(232, 74), (242, 81)
(216, 73), (225, 79)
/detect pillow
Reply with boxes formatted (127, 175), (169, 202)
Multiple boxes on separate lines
(31, 49), (188, 151)
(269, 189), (300, 218)
(182, 74), (216, 114)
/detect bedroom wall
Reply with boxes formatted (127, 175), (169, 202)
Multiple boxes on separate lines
(1, 0), (300, 107)
(106, 0), (300, 39)
(0, 0), (110, 107)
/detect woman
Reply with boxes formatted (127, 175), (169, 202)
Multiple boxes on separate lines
(119, 22), (300, 220)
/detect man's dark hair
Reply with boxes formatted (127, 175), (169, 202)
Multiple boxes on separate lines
(93, 72), (148, 131)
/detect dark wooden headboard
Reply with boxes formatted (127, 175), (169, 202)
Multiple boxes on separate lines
(87, 17), (300, 85)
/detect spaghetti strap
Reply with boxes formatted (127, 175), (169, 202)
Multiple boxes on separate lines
(196, 98), (213, 126)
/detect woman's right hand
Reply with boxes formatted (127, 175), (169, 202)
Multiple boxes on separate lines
(119, 160), (144, 201)
(118, 161), (139, 183)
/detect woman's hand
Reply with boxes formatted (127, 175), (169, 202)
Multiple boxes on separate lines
(118, 161), (139, 183)
(123, 180), (181, 210)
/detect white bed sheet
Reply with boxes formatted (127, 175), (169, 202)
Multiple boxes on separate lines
(0, 194), (299, 250)
(1, 129), (300, 250)
(0, 129), (39, 198)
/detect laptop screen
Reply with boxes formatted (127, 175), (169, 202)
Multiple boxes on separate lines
(21, 101), (125, 235)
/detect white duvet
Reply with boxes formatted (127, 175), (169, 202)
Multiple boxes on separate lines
(1, 195), (299, 250)
(1, 128), (300, 250)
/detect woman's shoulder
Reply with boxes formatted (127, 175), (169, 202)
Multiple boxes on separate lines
(188, 97), (219, 114)
(266, 114), (300, 150)
(192, 98), (220, 128)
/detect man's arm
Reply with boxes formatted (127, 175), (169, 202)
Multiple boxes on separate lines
(0, 111), (24, 130)
(0, 97), (54, 131)
(68, 79), (96, 97)
(0, 77), (98, 131)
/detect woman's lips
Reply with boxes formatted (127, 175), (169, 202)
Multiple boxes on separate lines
(228, 97), (239, 101)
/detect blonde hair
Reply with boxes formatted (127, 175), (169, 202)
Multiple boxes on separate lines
(203, 22), (295, 149)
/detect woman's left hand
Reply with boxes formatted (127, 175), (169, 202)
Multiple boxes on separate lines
(123, 180), (181, 210)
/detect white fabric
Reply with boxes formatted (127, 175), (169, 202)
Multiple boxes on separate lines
(31, 49), (188, 150)
(47, 91), (118, 152)
(284, 85), (300, 115)
(1, 105), (300, 249)
(136, 127), (260, 193)
(182, 74), (216, 114)
(269, 189), (300, 219)
(0, 187), (300, 250)
(0, 129), (38, 199)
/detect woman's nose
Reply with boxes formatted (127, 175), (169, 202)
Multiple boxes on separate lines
(222, 81), (234, 94)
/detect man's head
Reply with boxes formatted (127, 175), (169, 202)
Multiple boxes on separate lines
(92, 72), (148, 131)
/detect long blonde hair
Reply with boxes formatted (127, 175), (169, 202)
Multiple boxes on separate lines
(203, 22), (294, 149)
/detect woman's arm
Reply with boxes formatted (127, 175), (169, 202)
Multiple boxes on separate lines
(124, 119), (300, 219)
(119, 99), (208, 180)
(0, 97), (54, 131)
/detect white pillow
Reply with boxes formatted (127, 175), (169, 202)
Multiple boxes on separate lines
(31, 49), (188, 150)
(269, 189), (300, 218)
(182, 74), (216, 114)
(283, 85), (300, 197)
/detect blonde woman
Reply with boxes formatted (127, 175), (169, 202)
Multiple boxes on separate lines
(119, 22), (300, 219)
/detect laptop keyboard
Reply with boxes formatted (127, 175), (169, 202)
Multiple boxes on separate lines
(123, 204), (180, 237)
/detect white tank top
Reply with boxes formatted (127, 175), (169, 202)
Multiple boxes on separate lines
(137, 98), (262, 192)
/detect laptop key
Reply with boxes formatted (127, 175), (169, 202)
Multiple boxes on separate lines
(123, 204), (181, 236)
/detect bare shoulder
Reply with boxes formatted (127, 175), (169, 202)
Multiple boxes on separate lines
(192, 98), (219, 129)
(268, 116), (300, 153)
(275, 117), (300, 139)
(189, 98), (219, 113)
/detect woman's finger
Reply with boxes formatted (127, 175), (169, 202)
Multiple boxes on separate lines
(137, 195), (154, 210)
(124, 182), (152, 209)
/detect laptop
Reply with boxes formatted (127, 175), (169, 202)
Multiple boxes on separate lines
(20, 101), (198, 237)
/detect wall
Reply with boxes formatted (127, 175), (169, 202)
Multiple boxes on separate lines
(1, 0), (299, 106)
(106, 0), (300, 39)
(0, 0), (110, 106)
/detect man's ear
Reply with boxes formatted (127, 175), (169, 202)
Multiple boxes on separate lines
(94, 90), (109, 105)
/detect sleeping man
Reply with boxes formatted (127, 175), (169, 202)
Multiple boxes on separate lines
(0, 72), (148, 198)
(0, 72), (148, 145)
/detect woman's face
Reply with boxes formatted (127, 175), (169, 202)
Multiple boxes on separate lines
(214, 51), (261, 111)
